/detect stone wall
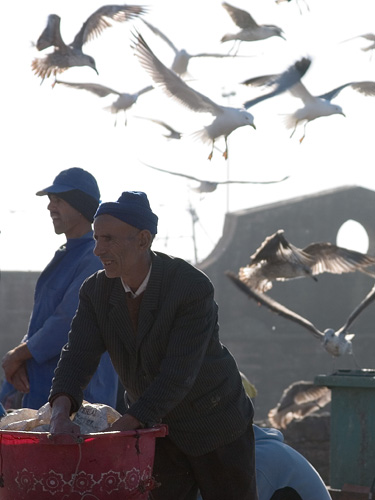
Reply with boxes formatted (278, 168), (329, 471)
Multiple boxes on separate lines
(0, 271), (39, 365)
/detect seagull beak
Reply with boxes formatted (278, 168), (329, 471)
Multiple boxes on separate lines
(251, 123), (256, 130)
(341, 112), (346, 117)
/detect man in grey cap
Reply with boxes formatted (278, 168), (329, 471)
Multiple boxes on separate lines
(49, 191), (258, 500)
(1, 168), (118, 410)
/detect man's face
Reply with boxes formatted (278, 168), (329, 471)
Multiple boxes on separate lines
(47, 194), (84, 238)
(93, 214), (142, 279)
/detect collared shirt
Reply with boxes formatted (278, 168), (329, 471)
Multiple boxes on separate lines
(121, 265), (152, 298)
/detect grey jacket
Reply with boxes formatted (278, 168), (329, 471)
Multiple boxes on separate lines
(50, 251), (254, 456)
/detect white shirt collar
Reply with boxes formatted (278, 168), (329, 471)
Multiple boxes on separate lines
(121, 265), (152, 298)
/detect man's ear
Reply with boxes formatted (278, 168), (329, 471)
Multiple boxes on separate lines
(138, 230), (152, 249)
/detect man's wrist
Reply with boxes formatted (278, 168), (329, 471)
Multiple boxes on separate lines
(14, 343), (32, 362)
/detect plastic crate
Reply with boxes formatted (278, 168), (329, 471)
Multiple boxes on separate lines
(0, 425), (167, 499)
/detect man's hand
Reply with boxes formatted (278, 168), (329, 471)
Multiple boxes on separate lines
(50, 395), (80, 436)
(103, 413), (144, 432)
(49, 415), (81, 436)
(10, 364), (29, 393)
(2, 343), (32, 384)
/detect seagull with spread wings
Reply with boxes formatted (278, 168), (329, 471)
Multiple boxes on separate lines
(141, 19), (244, 76)
(267, 380), (331, 429)
(226, 271), (375, 358)
(54, 80), (153, 125)
(243, 70), (375, 142)
(236, 229), (375, 293)
(32, 5), (146, 81)
(132, 32), (311, 159)
(141, 162), (289, 193)
(221, 2), (285, 54)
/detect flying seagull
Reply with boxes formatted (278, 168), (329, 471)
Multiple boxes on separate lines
(141, 19), (245, 76)
(134, 116), (182, 139)
(32, 5), (146, 81)
(141, 162), (289, 193)
(342, 33), (375, 53)
(226, 271), (375, 358)
(236, 229), (375, 293)
(243, 71), (375, 142)
(54, 80), (153, 125)
(221, 2), (285, 54)
(132, 31), (311, 159)
(267, 380), (331, 429)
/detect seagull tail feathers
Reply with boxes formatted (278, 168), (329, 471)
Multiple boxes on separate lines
(190, 127), (212, 145)
(282, 113), (298, 130)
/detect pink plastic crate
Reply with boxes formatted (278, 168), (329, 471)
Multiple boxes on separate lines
(0, 425), (167, 499)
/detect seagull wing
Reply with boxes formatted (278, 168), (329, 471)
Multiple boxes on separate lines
(141, 162), (287, 186)
(243, 57), (311, 109)
(358, 33), (375, 41)
(217, 176), (289, 185)
(342, 32), (375, 43)
(137, 85), (154, 96)
(350, 81), (375, 96)
(72, 4), (146, 48)
(293, 384), (332, 406)
(141, 162), (202, 181)
(268, 381), (331, 428)
(318, 81), (375, 101)
(250, 229), (289, 262)
(134, 116), (181, 135)
(247, 230), (316, 286)
(222, 2), (258, 29)
(54, 80), (120, 97)
(303, 243), (375, 276)
(250, 230), (312, 265)
(141, 19), (179, 53)
(36, 14), (67, 52)
(288, 81), (316, 104)
(132, 32), (223, 115)
(277, 381), (330, 409)
(191, 52), (242, 58)
(338, 284), (375, 334)
(225, 271), (323, 340)
(242, 74), (278, 87)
